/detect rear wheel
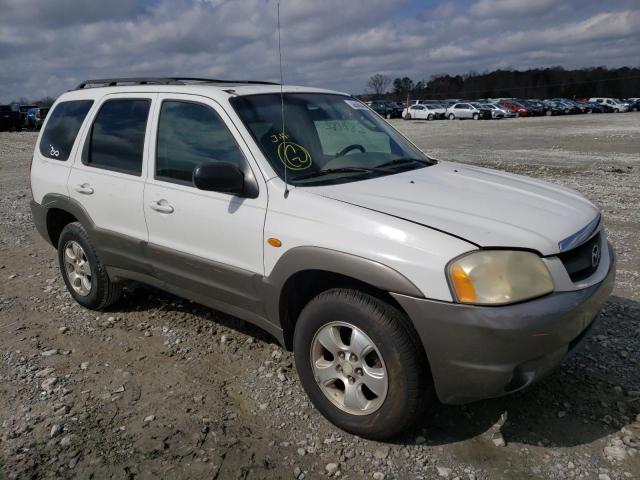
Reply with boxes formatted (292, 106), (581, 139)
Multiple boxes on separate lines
(58, 222), (122, 310)
(294, 289), (432, 440)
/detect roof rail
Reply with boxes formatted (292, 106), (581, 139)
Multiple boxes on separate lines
(74, 77), (279, 90)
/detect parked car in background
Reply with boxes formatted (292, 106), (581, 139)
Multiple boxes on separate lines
(519, 100), (545, 116)
(366, 100), (403, 119)
(446, 102), (492, 120)
(403, 103), (446, 120)
(479, 103), (509, 118)
(498, 99), (529, 117)
(624, 99), (640, 112)
(25, 107), (50, 130)
(551, 99), (582, 114)
(0, 104), (22, 131)
(588, 98), (629, 112)
(18, 104), (38, 128)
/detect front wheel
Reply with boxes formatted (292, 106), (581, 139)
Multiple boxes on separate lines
(448, 113), (455, 120)
(427, 113), (434, 121)
(294, 289), (432, 440)
(472, 113), (479, 120)
(403, 113), (411, 120)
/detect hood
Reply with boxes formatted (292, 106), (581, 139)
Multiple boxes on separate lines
(307, 162), (599, 256)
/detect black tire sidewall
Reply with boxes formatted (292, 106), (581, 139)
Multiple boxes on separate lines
(58, 223), (105, 309)
(293, 289), (428, 439)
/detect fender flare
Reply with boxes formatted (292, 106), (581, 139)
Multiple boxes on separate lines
(261, 246), (424, 333)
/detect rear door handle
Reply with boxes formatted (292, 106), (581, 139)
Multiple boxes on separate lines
(149, 200), (174, 214)
(74, 183), (94, 195)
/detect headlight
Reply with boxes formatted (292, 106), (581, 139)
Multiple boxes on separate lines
(447, 250), (554, 305)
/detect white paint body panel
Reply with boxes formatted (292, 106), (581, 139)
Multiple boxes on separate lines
(67, 93), (155, 243)
(143, 93), (267, 274)
(307, 161), (599, 256)
(263, 181), (475, 302)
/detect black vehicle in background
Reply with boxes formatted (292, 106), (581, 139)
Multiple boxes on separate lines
(519, 99), (545, 116)
(366, 100), (403, 119)
(25, 107), (50, 130)
(18, 104), (38, 128)
(0, 105), (22, 131)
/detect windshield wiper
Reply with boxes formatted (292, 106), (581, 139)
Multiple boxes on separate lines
(374, 157), (436, 169)
(294, 167), (381, 181)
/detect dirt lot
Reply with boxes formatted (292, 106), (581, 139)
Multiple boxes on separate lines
(1, 113), (639, 479)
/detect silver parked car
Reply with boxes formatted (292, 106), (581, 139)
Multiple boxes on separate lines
(446, 102), (493, 120)
(480, 103), (510, 118)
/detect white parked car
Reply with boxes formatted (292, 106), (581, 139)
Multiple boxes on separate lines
(402, 103), (446, 120)
(588, 97), (629, 112)
(30, 77), (615, 440)
(445, 102), (493, 120)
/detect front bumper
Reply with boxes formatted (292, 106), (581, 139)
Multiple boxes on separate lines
(392, 244), (616, 404)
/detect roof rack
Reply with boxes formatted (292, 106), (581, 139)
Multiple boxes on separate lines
(74, 77), (279, 90)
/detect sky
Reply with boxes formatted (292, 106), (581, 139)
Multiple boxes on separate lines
(1, 0), (639, 102)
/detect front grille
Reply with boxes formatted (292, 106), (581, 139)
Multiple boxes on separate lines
(558, 232), (601, 282)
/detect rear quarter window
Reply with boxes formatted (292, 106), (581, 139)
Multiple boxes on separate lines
(39, 100), (93, 160)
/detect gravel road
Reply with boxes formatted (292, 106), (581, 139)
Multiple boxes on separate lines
(1, 113), (639, 479)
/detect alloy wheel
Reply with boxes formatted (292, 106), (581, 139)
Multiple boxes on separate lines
(310, 322), (388, 415)
(63, 240), (92, 296)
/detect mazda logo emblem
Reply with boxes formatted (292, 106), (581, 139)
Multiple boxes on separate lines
(591, 244), (601, 268)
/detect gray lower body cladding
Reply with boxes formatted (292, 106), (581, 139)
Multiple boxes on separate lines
(392, 243), (616, 404)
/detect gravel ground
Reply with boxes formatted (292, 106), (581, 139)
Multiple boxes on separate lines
(1, 113), (639, 479)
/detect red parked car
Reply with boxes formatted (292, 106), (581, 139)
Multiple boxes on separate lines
(499, 99), (529, 117)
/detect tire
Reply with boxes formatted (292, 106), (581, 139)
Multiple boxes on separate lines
(546, 110), (552, 116)
(385, 112), (391, 119)
(58, 222), (122, 310)
(427, 114), (434, 121)
(293, 288), (432, 440)
(448, 113), (455, 120)
(472, 113), (479, 120)
(403, 113), (411, 120)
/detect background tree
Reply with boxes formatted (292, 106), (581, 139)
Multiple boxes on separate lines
(392, 77), (414, 101)
(367, 74), (391, 97)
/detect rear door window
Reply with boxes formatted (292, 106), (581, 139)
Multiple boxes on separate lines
(39, 100), (94, 160)
(84, 99), (150, 175)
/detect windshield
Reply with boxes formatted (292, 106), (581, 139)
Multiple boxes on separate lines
(231, 93), (434, 185)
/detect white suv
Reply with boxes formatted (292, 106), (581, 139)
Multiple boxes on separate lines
(31, 77), (615, 439)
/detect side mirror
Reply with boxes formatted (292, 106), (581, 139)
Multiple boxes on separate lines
(193, 162), (245, 196)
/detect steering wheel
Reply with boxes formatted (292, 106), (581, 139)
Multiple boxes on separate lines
(337, 144), (365, 156)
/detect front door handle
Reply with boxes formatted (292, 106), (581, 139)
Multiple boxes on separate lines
(74, 183), (94, 195)
(149, 200), (174, 214)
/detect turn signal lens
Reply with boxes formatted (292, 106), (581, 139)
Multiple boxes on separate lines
(450, 264), (477, 303)
(447, 250), (554, 305)
(267, 237), (282, 247)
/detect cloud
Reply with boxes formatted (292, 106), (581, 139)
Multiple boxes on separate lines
(470, 0), (558, 18)
(0, 0), (638, 102)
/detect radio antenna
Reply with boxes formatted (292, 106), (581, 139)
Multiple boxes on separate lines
(277, 2), (289, 198)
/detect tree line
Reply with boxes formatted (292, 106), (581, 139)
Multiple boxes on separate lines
(365, 66), (640, 101)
